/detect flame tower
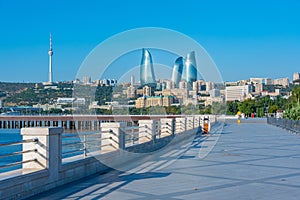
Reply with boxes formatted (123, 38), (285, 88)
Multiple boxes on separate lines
(184, 51), (197, 85)
(48, 33), (53, 83)
(172, 51), (197, 88)
(171, 57), (184, 87)
(140, 49), (156, 86)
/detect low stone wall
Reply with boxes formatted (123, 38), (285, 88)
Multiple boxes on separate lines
(0, 115), (215, 200)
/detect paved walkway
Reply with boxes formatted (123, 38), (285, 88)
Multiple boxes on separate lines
(32, 119), (300, 200)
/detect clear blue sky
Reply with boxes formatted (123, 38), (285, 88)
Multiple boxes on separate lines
(0, 0), (300, 82)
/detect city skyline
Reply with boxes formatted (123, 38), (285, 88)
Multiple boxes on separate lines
(1, 1), (300, 82)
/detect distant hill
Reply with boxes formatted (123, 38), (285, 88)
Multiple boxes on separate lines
(0, 82), (35, 97)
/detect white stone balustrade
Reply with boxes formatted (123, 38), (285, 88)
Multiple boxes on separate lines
(160, 118), (174, 137)
(186, 116), (194, 130)
(175, 118), (186, 134)
(138, 120), (157, 143)
(101, 122), (125, 153)
(21, 127), (63, 180)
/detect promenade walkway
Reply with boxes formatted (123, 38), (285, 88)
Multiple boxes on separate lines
(31, 119), (300, 199)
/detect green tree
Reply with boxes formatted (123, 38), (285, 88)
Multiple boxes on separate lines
(227, 101), (239, 115)
(284, 106), (300, 120)
(291, 86), (300, 105)
(211, 102), (227, 115)
(268, 105), (279, 113)
(238, 99), (255, 116)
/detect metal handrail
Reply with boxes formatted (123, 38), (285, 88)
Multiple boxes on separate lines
(0, 149), (36, 159)
(62, 141), (83, 146)
(62, 138), (107, 147)
(62, 149), (84, 155)
(62, 133), (102, 138)
(0, 159), (37, 169)
(124, 126), (139, 131)
(0, 138), (38, 147)
(0, 138), (39, 171)
(61, 131), (115, 158)
(268, 117), (300, 133)
(62, 141), (116, 156)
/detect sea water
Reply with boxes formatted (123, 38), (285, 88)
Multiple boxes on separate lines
(0, 128), (102, 173)
(0, 129), (22, 173)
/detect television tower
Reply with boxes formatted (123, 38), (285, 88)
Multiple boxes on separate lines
(48, 33), (53, 83)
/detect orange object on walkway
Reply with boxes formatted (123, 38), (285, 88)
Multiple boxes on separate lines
(203, 117), (209, 134)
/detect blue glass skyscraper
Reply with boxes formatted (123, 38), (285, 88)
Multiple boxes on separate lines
(171, 57), (184, 87)
(140, 49), (156, 86)
(172, 51), (197, 87)
(184, 51), (197, 84)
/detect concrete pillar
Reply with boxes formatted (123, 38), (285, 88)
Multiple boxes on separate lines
(160, 118), (174, 137)
(138, 120), (157, 144)
(21, 127), (63, 180)
(175, 118), (186, 134)
(101, 122), (125, 153)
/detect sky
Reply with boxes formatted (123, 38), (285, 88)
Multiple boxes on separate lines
(0, 0), (300, 83)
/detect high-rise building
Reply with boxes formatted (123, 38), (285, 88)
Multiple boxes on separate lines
(140, 49), (156, 86)
(165, 80), (173, 90)
(126, 86), (136, 99)
(210, 89), (221, 98)
(171, 51), (197, 88)
(274, 78), (289, 87)
(171, 57), (184, 87)
(225, 85), (250, 102)
(142, 85), (152, 96)
(130, 75), (135, 86)
(83, 76), (91, 84)
(206, 81), (215, 91)
(250, 78), (264, 84)
(293, 72), (300, 81)
(255, 83), (263, 93)
(192, 81), (198, 92)
(179, 80), (188, 89)
(183, 51), (197, 86)
(264, 78), (273, 85)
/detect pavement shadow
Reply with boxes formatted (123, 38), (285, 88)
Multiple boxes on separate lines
(30, 170), (171, 200)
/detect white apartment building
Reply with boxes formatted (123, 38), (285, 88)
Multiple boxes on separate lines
(225, 85), (250, 102)
(206, 81), (215, 91)
(293, 72), (300, 81)
(273, 78), (289, 87)
(250, 77), (273, 85)
(250, 78), (264, 84)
